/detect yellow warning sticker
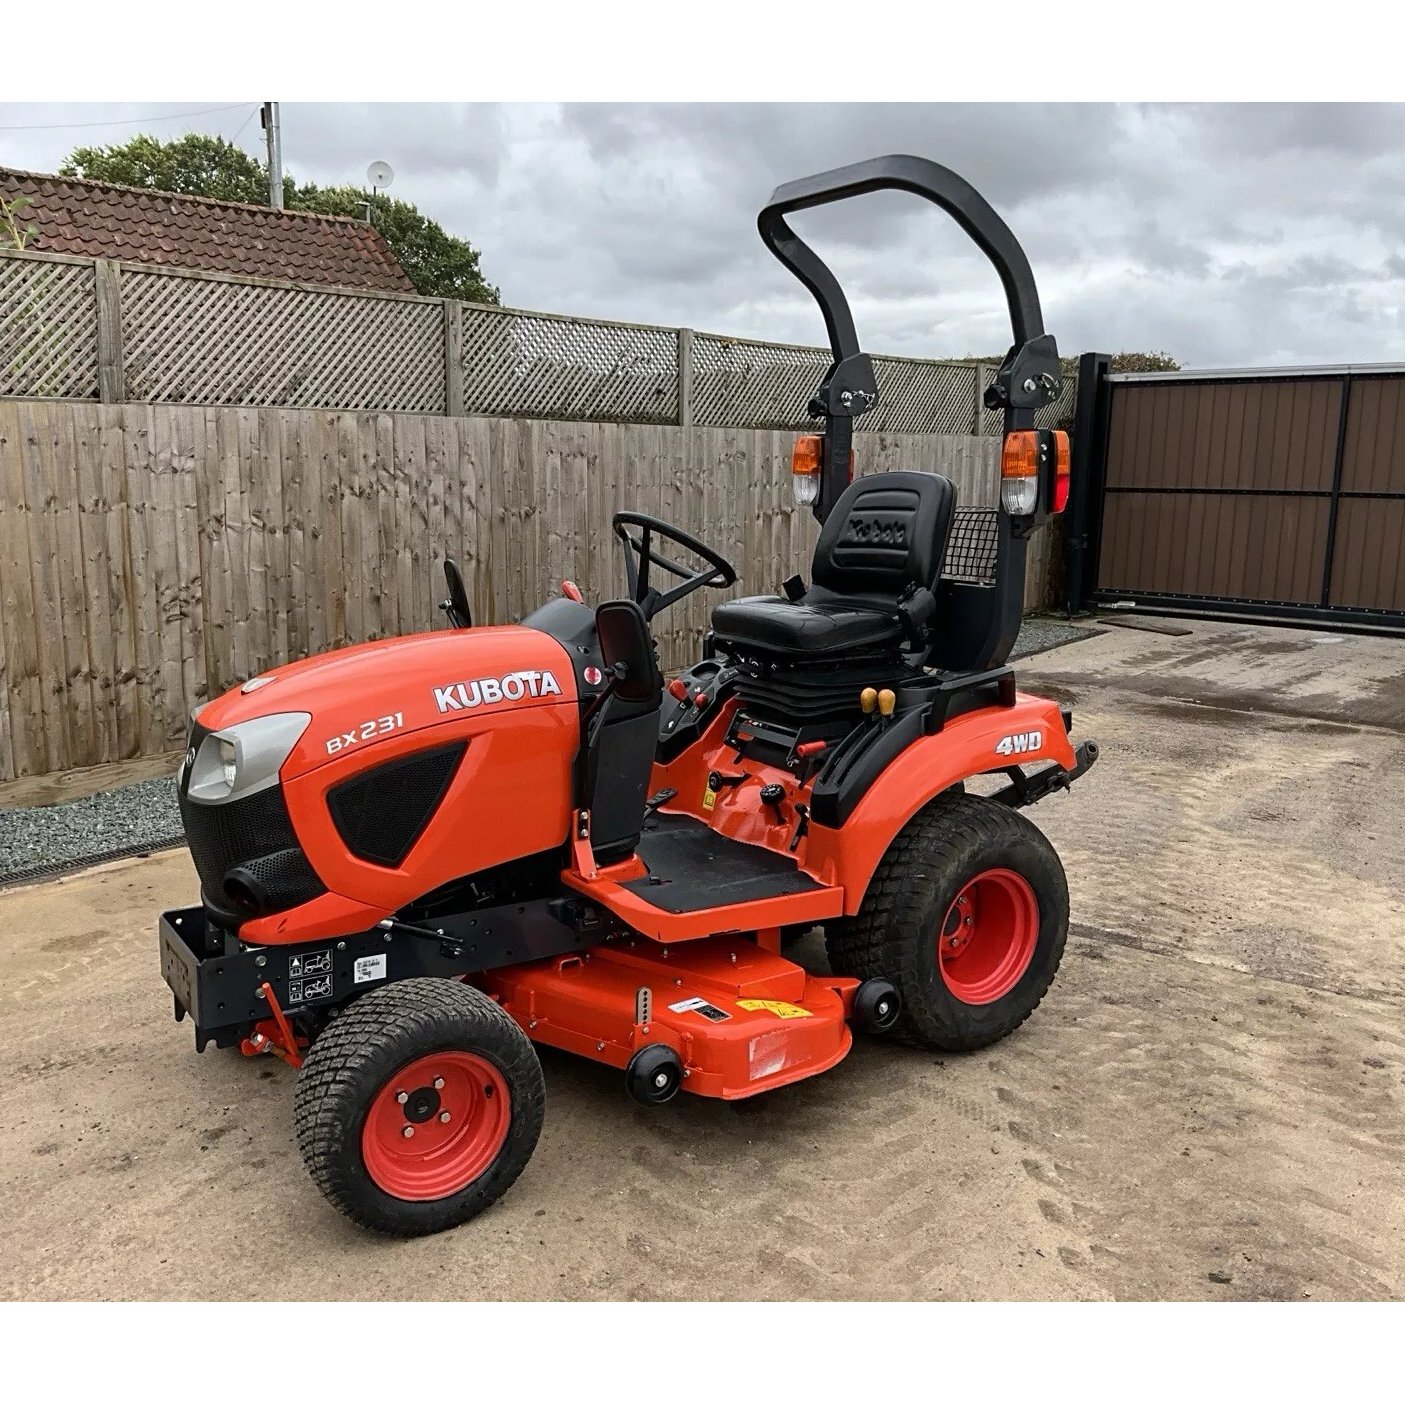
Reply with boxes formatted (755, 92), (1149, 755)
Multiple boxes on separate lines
(702, 785), (717, 811)
(737, 998), (813, 1020)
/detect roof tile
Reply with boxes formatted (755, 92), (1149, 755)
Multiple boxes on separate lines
(0, 166), (414, 294)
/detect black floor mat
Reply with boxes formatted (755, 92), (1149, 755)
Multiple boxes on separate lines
(621, 811), (822, 914)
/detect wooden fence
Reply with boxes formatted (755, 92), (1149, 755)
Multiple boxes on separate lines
(0, 398), (1055, 781)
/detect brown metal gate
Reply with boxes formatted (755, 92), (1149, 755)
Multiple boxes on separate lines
(1069, 363), (1405, 631)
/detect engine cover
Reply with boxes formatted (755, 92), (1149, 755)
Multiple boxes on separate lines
(190, 626), (582, 944)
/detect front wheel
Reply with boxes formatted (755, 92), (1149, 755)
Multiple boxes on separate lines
(826, 793), (1069, 1051)
(294, 978), (544, 1237)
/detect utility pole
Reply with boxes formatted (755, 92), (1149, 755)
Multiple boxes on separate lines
(260, 102), (283, 209)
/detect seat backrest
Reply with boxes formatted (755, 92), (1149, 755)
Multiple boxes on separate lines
(810, 470), (957, 598)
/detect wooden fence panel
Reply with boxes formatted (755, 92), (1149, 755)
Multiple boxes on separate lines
(0, 400), (1055, 779)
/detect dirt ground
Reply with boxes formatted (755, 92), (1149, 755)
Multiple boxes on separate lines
(1, 616), (1402, 1301)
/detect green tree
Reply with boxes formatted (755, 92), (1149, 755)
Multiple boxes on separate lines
(63, 134), (267, 205)
(60, 133), (499, 303)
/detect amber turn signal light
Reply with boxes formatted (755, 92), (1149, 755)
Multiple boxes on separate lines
(792, 434), (823, 476)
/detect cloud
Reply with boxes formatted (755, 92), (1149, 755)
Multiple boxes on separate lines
(3, 101), (1404, 366)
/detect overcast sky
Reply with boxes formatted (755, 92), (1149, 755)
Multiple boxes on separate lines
(4, 102), (1404, 368)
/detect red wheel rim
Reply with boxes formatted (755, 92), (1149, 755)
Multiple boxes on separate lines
(938, 868), (1039, 1005)
(361, 1051), (510, 1202)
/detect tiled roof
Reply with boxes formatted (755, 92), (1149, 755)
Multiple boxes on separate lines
(0, 166), (415, 294)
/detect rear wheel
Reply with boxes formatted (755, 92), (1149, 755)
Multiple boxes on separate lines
(826, 793), (1069, 1051)
(294, 978), (544, 1237)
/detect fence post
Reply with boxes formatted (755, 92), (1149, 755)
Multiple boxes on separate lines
(94, 258), (124, 404)
(972, 361), (987, 435)
(677, 326), (693, 429)
(443, 299), (464, 417)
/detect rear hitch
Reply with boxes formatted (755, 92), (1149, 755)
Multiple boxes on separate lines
(991, 739), (1099, 809)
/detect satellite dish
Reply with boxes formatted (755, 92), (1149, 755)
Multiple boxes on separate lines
(367, 161), (394, 191)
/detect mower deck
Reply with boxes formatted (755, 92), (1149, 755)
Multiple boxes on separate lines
(622, 810), (825, 913)
(484, 934), (857, 1099)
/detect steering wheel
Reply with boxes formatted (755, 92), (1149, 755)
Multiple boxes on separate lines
(612, 511), (737, 621)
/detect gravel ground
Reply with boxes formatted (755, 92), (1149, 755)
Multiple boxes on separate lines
(0, 776), (182, 883)
(1010, 615), (1103, 660)
(0, 618), (1103, 884)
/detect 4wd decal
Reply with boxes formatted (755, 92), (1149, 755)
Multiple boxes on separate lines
(433, 670), (562, 713)
(994, 729), (1043, 757)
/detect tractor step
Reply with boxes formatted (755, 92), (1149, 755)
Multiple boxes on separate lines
(484, 935), (858, 1100)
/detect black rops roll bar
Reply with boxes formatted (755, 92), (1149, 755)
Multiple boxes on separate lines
(757, 154), (1063, 522)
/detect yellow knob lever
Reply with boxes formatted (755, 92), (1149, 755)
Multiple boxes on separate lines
(878, 688), (896, 717)
(860, 687), (878, 714)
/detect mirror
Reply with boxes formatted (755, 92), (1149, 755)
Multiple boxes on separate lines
(441, 559), (472, 628)
(595, 600), (662, 707)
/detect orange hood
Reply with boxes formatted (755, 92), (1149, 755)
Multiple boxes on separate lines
(194, 625), (579, 783)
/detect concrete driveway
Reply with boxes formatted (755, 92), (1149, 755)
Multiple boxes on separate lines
(1, 617), (1402, 1300)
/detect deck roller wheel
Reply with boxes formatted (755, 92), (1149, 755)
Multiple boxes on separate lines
(626, 1043), (683, 1105)
(852, 977), (901, 1033)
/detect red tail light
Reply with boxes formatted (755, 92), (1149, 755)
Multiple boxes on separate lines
(1053, 430), (1071, 513)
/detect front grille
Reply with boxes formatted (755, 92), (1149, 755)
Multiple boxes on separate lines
(327, 741), (466, 868)
(734, 658), (917, 726)
(179, 722), (325, 918)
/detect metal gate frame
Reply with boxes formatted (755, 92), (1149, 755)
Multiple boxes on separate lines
(1065, 355), (1405, 633)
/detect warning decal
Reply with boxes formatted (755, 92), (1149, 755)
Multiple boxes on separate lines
(736, 998), (812, 1020)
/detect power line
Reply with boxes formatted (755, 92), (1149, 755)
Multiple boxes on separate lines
(0, 103), (252, 133)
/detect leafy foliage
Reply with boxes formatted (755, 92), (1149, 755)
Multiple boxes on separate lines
(60, 133), (498, 303)
(1, 195), (38, 250)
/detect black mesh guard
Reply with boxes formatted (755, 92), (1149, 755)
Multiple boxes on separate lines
(326, 741), (467, 869)
(941, 507), (999, 585)
(178, 778), (325, 914)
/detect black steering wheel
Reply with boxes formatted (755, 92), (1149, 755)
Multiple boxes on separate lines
(612, 511), (737, 621)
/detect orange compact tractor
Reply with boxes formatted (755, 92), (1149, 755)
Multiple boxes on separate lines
(159, 155), (1097, 1236)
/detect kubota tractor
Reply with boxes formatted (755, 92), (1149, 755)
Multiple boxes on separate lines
(158, 155), (1097, 1236)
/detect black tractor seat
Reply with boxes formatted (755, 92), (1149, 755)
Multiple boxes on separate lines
(711, 470), (957, 662)
(710, 587), (903, 657)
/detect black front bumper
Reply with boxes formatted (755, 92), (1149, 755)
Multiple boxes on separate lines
(159, 896), (608, 1052)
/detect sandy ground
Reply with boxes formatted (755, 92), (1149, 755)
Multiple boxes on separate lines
(1, 616), (1402, 1301)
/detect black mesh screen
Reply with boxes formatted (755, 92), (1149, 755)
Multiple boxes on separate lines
(941, 507), (999, 585)
(178, 772), (325, 914)
(326, 741), (467, 868)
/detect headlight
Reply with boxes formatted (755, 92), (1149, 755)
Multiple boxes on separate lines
(185, 712), (312, 805)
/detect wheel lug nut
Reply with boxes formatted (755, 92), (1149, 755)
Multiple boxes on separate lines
(433, 1077), (444, 1090)
(439, 1110), (451, 1123)
(402, 1125), (415, 1139)
(396, 1091), (408, 1105)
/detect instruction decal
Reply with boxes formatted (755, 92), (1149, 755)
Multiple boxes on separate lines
(668, 995), (731, 1022)
(702, 782), (717, 811)
(353, 953), (388, 985)
(736, 998), (812, 1020)
(288, 973), (333, 1004)
(288, 950), (332, 979)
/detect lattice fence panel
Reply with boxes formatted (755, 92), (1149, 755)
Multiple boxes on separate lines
(461, 306), (678, 423)
(691, 334), (830, 429)
(869, 357), (980, 434)
(692, 336), (989, 434)
(121, 271), (446, 410)
(0, 256), (98, 399)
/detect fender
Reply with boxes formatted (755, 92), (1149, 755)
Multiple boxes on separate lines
(803, 692), (1075, 913)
